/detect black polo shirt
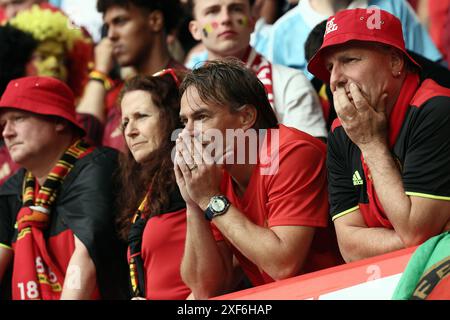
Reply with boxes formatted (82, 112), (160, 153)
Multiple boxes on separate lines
(327, 79), (450, 227)
(0, 147), (129, 299)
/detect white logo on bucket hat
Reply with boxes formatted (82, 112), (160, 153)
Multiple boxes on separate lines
(325, 17), (338, 35)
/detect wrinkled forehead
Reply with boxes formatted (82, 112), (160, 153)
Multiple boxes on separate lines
(180, 85), (224, 117)
(180, 86), (204, 114)
(322, 41), (387, 63)
(120, 90), (155, 115)
(0, 109), (32, 129)
(0, 109), (55, 127)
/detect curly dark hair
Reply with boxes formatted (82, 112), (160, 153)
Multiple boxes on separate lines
(97, 0), (182, 34)
(116, 71), (185, 240)
(0, 25), (38, 95)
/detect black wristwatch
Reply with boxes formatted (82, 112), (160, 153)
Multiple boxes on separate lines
(204, 195), (231, 221)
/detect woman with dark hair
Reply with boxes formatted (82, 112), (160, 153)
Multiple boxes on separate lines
(116, 70), (191, 300)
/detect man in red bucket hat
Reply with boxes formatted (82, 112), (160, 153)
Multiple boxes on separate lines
(0, 76), (128, 300)
(308, 8), (450, 262)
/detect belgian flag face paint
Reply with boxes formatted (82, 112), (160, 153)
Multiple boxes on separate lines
(236, 16), (249, 27)
(202, 21), (219, 38)
(202, 25), (211, 37)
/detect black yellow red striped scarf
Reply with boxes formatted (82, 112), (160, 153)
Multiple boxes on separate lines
(127, 187), (186, 299)
(128, 195), (148, 298)
(12, 139), (93, 300)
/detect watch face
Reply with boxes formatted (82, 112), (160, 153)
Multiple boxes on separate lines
(211, 198), (226, 212)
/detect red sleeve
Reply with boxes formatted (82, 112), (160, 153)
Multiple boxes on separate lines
(266, 140), (329, 228)
(102, 106), (126, 151)
(0, 9), (5, 23)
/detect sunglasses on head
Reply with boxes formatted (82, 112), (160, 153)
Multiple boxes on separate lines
(152, 68), (181, 88)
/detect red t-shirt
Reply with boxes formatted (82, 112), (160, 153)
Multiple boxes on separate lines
(214, 125), (342, 286)
(102, 83), (125, 151)
(0, 8), (5, 22)
(131, 209), (190, 300)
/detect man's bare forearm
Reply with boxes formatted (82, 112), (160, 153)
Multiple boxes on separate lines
(181, 205), (233, 299)
(361, 143), (412, 239)
(336, 223), (405, 262)
(60, 237), (96, 300)
(76, 81), (107, 123)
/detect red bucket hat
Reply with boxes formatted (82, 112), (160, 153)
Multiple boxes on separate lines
(307, 8), (420, 83)
(0, 76), (85, 135)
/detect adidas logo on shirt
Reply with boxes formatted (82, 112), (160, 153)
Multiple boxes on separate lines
(353, 170), (363, 186)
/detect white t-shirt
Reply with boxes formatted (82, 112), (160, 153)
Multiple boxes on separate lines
(271, 63), (327, 138)
(59, 0), (103, 43)
(299, 0), (369, 30)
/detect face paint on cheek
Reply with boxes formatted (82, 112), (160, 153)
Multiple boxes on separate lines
(202, 25), (211, 37)
(32, 41), (68, 81)
(202, 23), (216, 38)
(34, 58), (68, 82)
(237, 16), (249, 27)
(34, 59), (49, 75)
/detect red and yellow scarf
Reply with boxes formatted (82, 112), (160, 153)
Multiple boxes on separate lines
(12, 139), (93, 300)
